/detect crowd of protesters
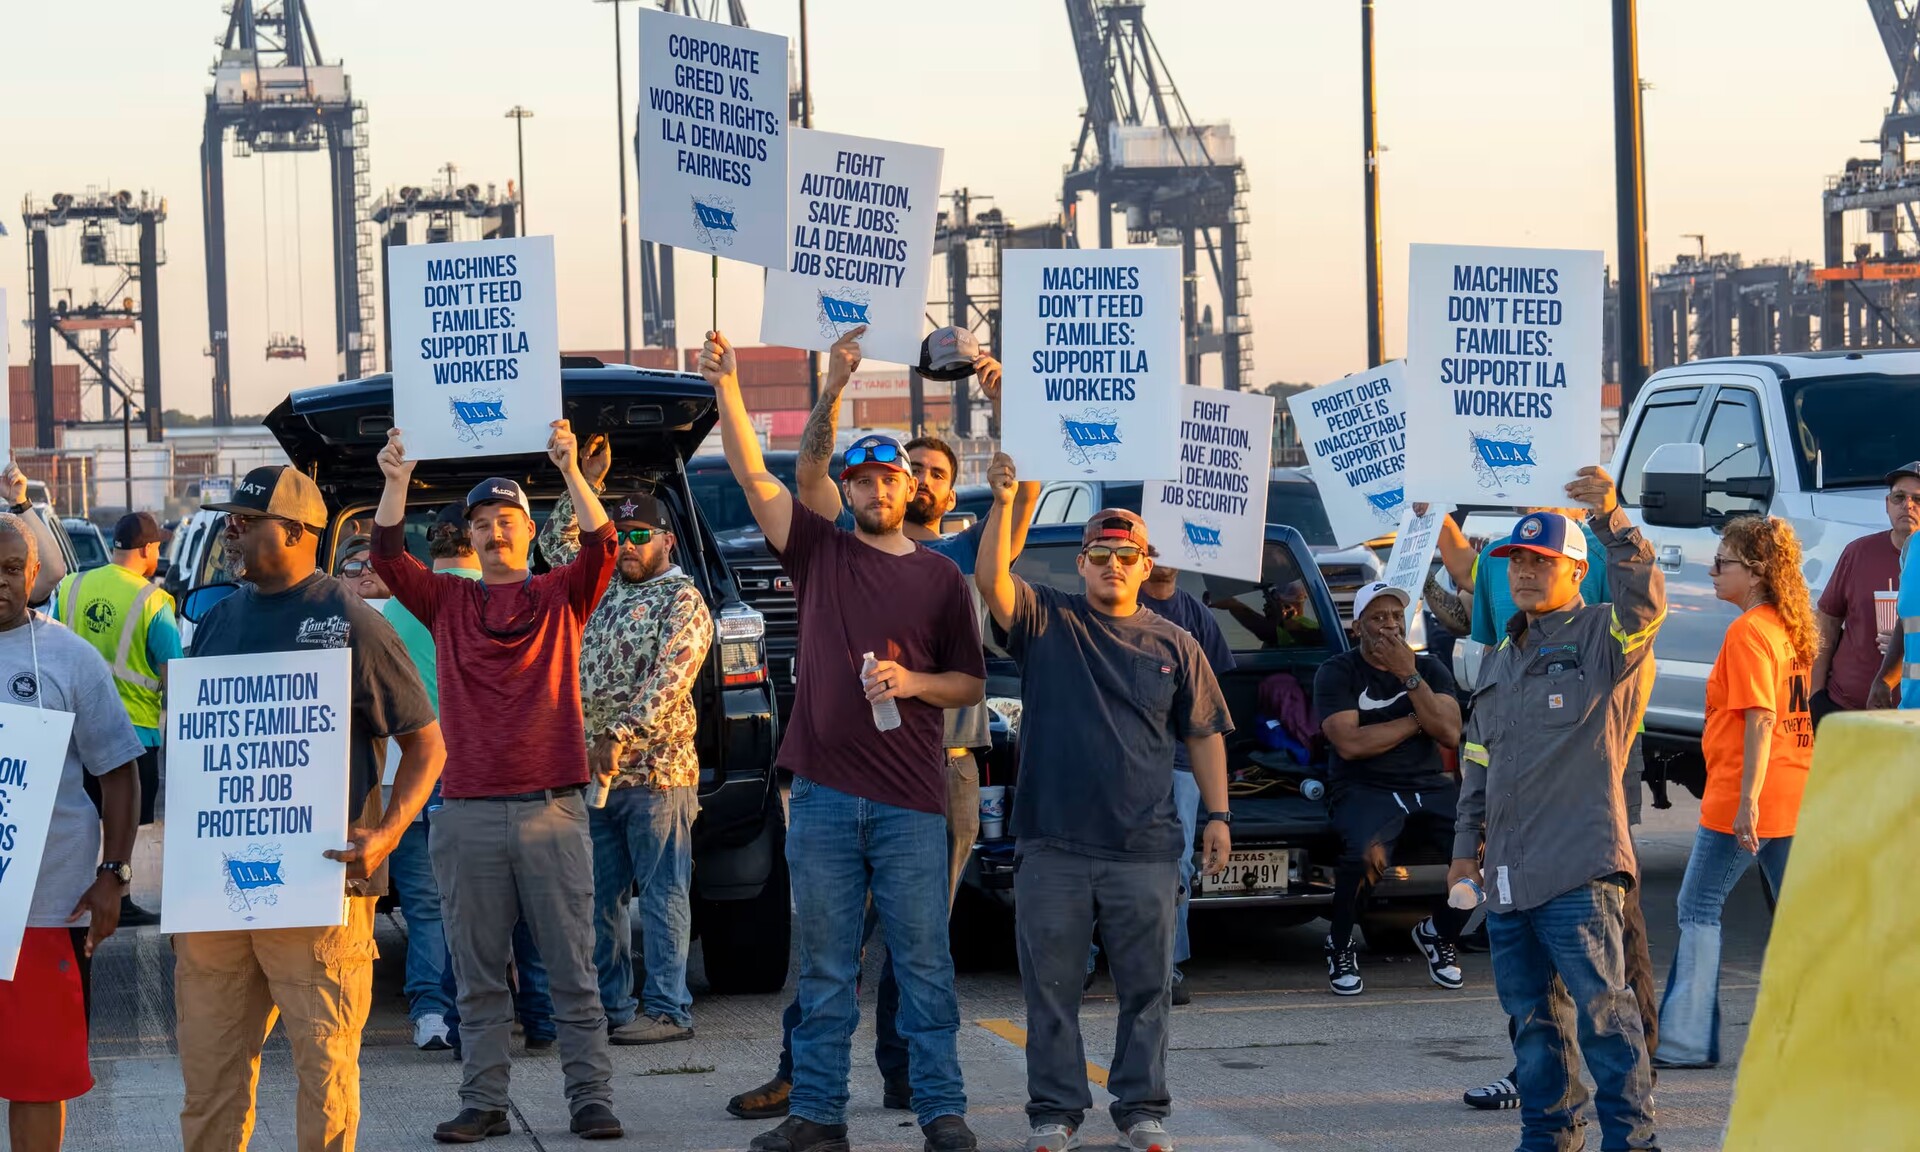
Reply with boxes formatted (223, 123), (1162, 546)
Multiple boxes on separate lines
(1, 373), (1916, 1152)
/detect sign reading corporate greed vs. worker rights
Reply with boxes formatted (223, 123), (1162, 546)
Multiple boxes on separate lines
(636, 6), (787, 271)
(1001, 248), (1182, 481)
(389, 235), (561, 461)
(1143, 386), (1274, 581)
(1286, 361), (1410, 549)
(0, 704), (76, 980)
(1404, 244), (1603, 505)
(760, 129), (943, 366)
(162, 649), (351, 934)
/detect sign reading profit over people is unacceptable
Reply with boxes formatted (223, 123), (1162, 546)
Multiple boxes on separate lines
(760, 128), (943, 366)
(1403, 244), (1603, 505)
(0, 704), (76, 981)
(635, 6), (788, 272)
(388, 235), (562, 461)
(1286, 361), (1409, 549)
(1000, 248), (1182, 482)
(162, 649), (351, 935)
(1143, 385), (1274, 581)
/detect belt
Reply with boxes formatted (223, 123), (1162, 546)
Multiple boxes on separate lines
(470, 784), (586, 803)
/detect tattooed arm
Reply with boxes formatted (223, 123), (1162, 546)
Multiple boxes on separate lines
(795, 325), (866, 521)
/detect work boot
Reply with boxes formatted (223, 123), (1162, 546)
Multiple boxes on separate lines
(432, 1108), (510, 1143)
(727, 1076), (791, 1120)
(922, 1114), (979, 1151)
(118, 896), (161, 927)
(882, 1076), (913, 1111)
(569, 1102), (623, 1140)
(749, 1115), (850, 1152)
(610, 1013), (693, 1045)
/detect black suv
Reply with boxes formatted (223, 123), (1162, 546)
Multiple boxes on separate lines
(241, 361), (791, 993)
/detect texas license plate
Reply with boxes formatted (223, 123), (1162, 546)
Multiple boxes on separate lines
(1199, 849), (1289, 896)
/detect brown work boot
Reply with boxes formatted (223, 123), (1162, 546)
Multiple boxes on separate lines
(727, 1075), (792, 1120)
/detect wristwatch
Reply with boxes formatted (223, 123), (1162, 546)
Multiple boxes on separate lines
(1204, 811), (1233, 826)
(1403, 673), (1423, 692)
(98, 861), (132, 885)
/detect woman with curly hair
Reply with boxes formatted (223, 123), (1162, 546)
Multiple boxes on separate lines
(1654, 514), (1818, 1068)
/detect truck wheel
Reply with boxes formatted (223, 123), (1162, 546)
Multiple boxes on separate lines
(1358, 906), (1428, 955)
(696, 824), (793, 996)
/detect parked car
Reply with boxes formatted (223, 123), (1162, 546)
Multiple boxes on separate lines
(176, 361), (792, 994)
(61, 517), (110, 571)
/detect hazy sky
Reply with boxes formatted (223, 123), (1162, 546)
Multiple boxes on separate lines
(0, 1), (1898, 418)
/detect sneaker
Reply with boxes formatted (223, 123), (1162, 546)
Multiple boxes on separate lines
(118, 896), (161, 927)
(727, 1077), (792, 1120)
(413, 1013), (453, 1051)
(1324, 933), (1363, 996)
(1170, 968), (1192, 1007)
(1123, 1118), (1176, 1152)
(749, 1115), (850, 1152)
(524, 1034), (555, 1052)
(1412, 918), (1465, 990)
(569, 1102), (622, 1140)
(609, 1013), (693, 1045)
(1462, 1076), (1520, 1110)
(882, 1077), (913, 1111)
(1024, 1124), (1081, 1152)
(433, 1108), (510, 1143)
(921, 1114), (979, 1151)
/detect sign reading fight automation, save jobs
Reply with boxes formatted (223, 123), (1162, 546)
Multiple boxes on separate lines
(1000, 248), (1182, 482)
(1142, 386), (1274, 581)
(1286, 361), (1409, 549)
(1403, 244), (1603, 505)
(760, 129), (943, 366)
(0, 704), (76, 980)
(635, 6), (788, 272)
(389, 235), (562, 461)
(162, 649), (351, 935)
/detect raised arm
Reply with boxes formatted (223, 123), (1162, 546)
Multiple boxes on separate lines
(370, 429), (443, 623)
(539, 436), (611, 567)
(375, 427), (415, 529)
(551, 420), (609, 533)
(1568, 466), (1666, 679)
(975, 453), (1020, 630)
(702, 330), (795, 553)
(795, 326), (865, 521)
(972, 357), (1042, 557)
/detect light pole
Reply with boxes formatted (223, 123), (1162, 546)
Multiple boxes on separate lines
(1361, 0), (1386, 368)
(799, 0), (820, 405)
(1612, 0), (1652, 413)
(505, 106), (534, 231)
(595, 0), (635, 365)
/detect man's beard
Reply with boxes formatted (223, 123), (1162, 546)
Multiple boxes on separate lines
(906, 491), (941, 529)
(618, 553), (666, 583)
(853, 502), (905, 535)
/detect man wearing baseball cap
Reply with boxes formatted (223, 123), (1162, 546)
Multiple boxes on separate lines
(1312, 581), (1465, 997)
(53, 511), (181, 927)
(977, 482), (1233, 1152)
(1450, 465), (1667, 1151)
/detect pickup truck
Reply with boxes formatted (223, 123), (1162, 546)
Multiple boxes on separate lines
(177, 360), (793, 994)
(952, 522), (1450, 960)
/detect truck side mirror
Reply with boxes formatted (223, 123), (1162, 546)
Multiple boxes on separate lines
(1639, 442), (1708, 529)
(180, 581), (241, 624)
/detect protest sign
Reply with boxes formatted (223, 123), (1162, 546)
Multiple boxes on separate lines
(1380, 503), (1452, 629)
(1285, 361), (1409, 548)
(1, 288), (10, 452)
(635, 6), (788, 272)
(1000, 248), (1182, 481)
(388, 235), (561, 461)
(1404, 243), (1604, 504)
(1143, 385), (1274, 581)
(0, 704), (76, 981)
(162, 649), (351, 934)
(760, 129), (943, 366)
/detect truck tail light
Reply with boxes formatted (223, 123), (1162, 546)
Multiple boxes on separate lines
(718, 602), (768, 686)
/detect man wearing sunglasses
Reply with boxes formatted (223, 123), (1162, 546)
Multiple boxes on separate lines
(1826, 461), (1919, 719)
(977, 477), (1233, 1152)
(703, 330), (987, 1152)
(338, 536), (390, 606)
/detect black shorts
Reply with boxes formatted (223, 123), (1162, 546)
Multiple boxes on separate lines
(83, 745), (160, 826)
(1329, 780), (1460, 872)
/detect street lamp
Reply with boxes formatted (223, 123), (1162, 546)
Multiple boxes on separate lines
(594, 0), (636, 366)
(505, 106), (534, 232)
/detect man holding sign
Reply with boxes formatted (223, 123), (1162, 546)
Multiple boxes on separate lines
(0, 512), (143, 1152)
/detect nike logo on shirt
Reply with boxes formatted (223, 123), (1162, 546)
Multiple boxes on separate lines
(1358, 687), (1406, 711)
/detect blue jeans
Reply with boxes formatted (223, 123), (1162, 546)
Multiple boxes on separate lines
(773, 905), (906, 1088)
(444, 918), (555, 1046)
(1172, 768), (1201, 966)
(1656, 825), (1791, 1066)
(590, 784), (699, 1028)
(1487, 877), (1657, 1151)
(389, 820), (453, 1021)
(786, 777), (964, 1127)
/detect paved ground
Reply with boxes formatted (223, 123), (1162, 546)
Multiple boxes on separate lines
(50, 795), (1764, 1151)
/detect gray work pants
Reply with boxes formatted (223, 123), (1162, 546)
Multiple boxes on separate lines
(431, 791), (613, 1114)
(1013, 843), (1179, 1131)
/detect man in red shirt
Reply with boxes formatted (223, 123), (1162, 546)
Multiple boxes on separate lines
(370, 420), (623, 1144)
(1811, 462), (1920, 722)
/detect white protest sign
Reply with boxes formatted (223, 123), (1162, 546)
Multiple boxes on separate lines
(1143, 386), (1274, 581)
(760, 129), (943, 366)
(0, 704), (76, 980)
(636, 6), (788, 271)
(162, 649), (351, 934)
(1000, 248), (1182, 481)
(389, 235), (561, 461)
(1, 288), (10, 454)
(1380, 503), (1452, 629)
(1285, 361), (1409, 548)
(1404, 243), (1604, 504)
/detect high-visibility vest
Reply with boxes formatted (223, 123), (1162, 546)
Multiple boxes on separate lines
(57, 564), (169, 730)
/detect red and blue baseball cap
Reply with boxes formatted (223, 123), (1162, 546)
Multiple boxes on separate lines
(839, 434), (910, 480)
(1489, 511), (1588, 563)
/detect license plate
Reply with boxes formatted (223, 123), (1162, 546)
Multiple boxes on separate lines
(1199, 849), (1289, 896)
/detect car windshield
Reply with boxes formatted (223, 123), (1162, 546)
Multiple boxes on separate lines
(1084, 479), (1338, 547)
(68, 526), (108, 569)
(1782, 373), (1920, 489)
(688, 458), (799, 535)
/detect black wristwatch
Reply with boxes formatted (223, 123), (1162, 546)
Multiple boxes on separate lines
(1204, 811), (1233, 826)
(1403, 672), (1423, 692)
(7, 500), (29, 516)
(98, 861), (132, 885)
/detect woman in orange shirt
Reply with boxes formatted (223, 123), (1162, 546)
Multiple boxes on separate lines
(1654, 516), (1817, 1068)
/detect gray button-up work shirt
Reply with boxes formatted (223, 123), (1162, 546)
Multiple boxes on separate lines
(1454, 507), (1666, 913)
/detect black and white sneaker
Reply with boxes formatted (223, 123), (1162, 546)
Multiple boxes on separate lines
(1463, 1076), (1520, 1110)
(1324, 933), (1363, 996)
(1413, 918), (1464, 989)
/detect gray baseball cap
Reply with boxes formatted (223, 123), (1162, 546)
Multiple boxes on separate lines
(918, 326), (981, 381)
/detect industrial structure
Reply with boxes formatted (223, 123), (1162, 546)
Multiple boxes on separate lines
(372, 165), (521, 369)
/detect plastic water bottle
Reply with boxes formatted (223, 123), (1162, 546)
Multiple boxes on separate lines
(862, 652), (901, 731)
(1448, 877), (1486, 911)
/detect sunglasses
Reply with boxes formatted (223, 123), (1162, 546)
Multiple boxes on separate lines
(1082, 545), (1145, 567)
(615, 528), (658, 547)
(1887, 491), (1920, 508)
(1710, 553), (1756, 574)
(843, 444), (901, 468)
(341, 559), (372, 577)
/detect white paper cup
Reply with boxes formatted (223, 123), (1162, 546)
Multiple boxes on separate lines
(1875, 590), (1899, 635)
(978, 785), (1007, 840)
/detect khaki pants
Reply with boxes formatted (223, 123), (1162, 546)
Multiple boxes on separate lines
(945, 750), (981, 901)
(174, 897), (378, 1152)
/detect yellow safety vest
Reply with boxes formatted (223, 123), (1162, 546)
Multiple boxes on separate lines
(57, 564), (168, 730)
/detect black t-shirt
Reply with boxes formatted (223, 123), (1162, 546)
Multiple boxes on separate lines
(1312, 649), (1456, 789)
(191, 572), (436, 814)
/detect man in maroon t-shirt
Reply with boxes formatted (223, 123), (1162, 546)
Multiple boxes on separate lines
(370, 419), (625, 1144)
(1812, 463), (1920, 721)
(701, 331), (987, 1152)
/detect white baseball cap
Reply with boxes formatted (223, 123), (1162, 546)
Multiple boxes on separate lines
(1352, 581), (1410, 622)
